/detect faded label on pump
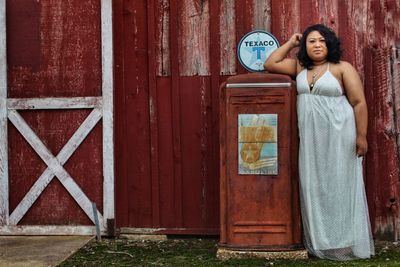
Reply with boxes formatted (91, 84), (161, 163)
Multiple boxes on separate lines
(238, 114), (278, 175)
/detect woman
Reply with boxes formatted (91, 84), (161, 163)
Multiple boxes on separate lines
(264, 24), (375, 260)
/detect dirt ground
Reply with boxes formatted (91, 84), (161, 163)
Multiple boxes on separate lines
(59, 237), (400, 267)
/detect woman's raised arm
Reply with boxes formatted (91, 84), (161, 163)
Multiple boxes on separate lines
(263, 33), (302, 77)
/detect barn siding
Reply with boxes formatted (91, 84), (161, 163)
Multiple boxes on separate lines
(115, 0), (400, 237)
(365, 47), (400, 239)
(1, 0), (399, 238)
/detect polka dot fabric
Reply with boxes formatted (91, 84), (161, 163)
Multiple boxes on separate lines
(295, 65), (375, 260)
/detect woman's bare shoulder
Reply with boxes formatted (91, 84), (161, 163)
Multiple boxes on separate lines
(330, 61), (356, 75)
(336, 60), (355, 70)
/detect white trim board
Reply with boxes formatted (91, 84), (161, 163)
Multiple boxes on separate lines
(101, 0), (115, 229)
(0, 225), (98, 235)
(0, 0), (8, 226)
(7, 97), (102, 110)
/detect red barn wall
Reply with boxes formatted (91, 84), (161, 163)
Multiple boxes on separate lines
(4, 0), (400, 238)
(114, 0), (400, 238)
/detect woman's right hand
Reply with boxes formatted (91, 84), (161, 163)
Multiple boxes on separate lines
(289, 33), (302, 47)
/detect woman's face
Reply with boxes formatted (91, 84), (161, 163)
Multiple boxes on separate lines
(306, 30), (328, 62)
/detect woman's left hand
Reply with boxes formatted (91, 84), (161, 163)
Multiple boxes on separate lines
(356, 135), (368, 157)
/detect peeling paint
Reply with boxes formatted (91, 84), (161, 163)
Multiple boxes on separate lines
(180, 0), (210, 75)
(220, 0), (236, 75)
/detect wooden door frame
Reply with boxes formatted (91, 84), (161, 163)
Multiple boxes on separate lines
(0, 0), (115, 235)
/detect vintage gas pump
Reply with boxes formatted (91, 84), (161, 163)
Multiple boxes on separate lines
(218, 72), (306, 259)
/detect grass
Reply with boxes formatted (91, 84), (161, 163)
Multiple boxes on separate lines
(59, 237), (400, 266)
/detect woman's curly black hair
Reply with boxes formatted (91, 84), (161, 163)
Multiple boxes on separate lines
(297, 24), (342, 69)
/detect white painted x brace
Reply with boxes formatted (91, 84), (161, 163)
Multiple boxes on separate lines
(0, 0), (114, 235)
(8, 102), (103, 226)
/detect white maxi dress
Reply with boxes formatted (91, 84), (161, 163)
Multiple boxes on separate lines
(296, 64), (375, 260)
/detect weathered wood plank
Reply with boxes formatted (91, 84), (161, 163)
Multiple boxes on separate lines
(123, 0), (153, 227)
(7, 97), (102, 110)
(0, 0), (8, 226)
(393, 47), (400, 156)
(252, 0), (271, 31)
(365, 47), (400, 239)
(155, 77), (175, 227)
(101, 0), (115, 226)
(235, 0), (257, 74)
(113, 0), (128, 228)
(170, 0), (183, 226)
(147, 0), (161, 227)
(364, 48), (377, 233)
(209, 0), (221, 231)
(362, 1), (400, 239)
(315, 0), (339, 31)
(369, 0), (400, 48)
(9, 108), (102, 225)
(179, 0), (210, 75)
(220, 0), (236, 75)
(155, 0), (170, 76)
(180, 77), (206, 227)
(299, 0), (320, 30)
(219, 79), (227, 243)
(338, 0), (368, 81)
(271, 0), (300, 59)
(120, 226), (218, 235)
(8, 110), (104, 227)
(235, 0), (245, 74)
(0, 225), (97, 235)
(391, 46), (400, 240)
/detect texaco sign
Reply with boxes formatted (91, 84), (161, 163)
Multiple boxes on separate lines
(237, 30), (280, 72)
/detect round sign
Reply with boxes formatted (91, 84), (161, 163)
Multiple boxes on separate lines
(237, 30), (280, 72)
